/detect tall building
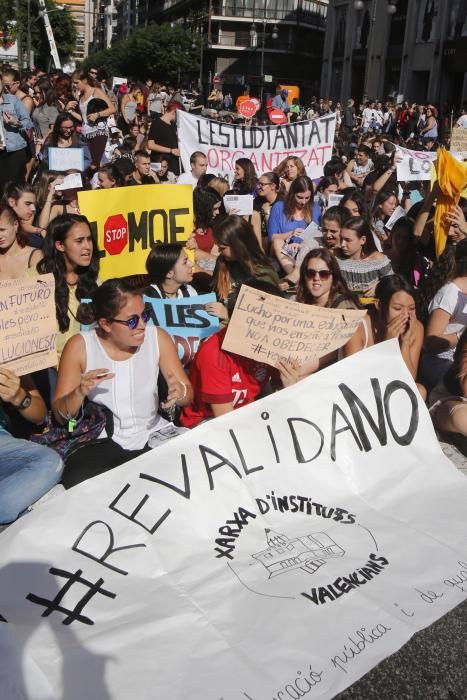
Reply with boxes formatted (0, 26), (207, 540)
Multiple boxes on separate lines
(321, 0), (467, 108)
(114, 0), (149, 40)
(153, 0), (328, 100)
(53, 0), (92, 60)
(88, 0), (119, 53)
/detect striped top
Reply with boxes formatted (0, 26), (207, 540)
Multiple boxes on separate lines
(337, 256), (393, 293)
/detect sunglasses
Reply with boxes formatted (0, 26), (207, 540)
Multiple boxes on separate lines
(110, 307), (151, 330)
(305, 269), (332, 280)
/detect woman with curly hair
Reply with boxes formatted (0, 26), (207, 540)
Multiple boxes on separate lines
(36, 214), (99, 360)
(275, 156), (306, 194)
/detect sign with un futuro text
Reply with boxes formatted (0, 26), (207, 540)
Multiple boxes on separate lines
(178, 110), (337, 181)
(0, 341), (466, 699)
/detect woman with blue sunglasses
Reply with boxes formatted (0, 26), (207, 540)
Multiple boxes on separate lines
(53, 277), (193, 488)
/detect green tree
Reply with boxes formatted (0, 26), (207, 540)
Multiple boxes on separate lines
(85, 23), (200, 83)
(14, 0), (77, 69)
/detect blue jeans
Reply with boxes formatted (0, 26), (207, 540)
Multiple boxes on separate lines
(0, 432), (63, 524)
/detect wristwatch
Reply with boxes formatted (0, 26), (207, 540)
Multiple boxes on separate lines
(15, 391), (32, 410)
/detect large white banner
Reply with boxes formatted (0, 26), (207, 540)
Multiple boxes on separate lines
(178, 111), (337, 181)
(1, 341), (467, 699)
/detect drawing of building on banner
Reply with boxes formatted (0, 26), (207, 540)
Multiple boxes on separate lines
(252, 529), (344, 578)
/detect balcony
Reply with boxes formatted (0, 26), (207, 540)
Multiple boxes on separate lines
(212, 0), (327, 27)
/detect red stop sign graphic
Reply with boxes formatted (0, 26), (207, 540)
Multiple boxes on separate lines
(239, 99), (257, 119)
(104, 214), (128, 256)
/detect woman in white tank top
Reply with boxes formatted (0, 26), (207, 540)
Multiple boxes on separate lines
(72, 69), (115, 169)
(53, 278), (193, 488)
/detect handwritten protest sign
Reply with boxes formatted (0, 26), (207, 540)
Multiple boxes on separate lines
(0, 341), (466, 700)
(178, 110), (336, 181)
(396, 146), (437, 181)
(222, 285), (366, 366)
(78, 184), (193, 280)
(49, 147), (85, 172)
(0, 274), (57, 375)
(144, 292), (219, 365)
(451, 126), (467, 153)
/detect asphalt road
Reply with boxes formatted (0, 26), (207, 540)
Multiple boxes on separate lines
(337, 439), (467, 700)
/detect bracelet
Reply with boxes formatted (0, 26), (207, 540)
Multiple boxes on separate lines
(57, 393), (84, 432)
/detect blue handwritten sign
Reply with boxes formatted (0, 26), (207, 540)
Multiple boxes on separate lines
(144, 292), (220, 366)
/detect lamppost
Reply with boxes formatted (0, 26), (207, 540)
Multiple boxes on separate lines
(354, 0), (398, 100)
(249, 19), (278, 103)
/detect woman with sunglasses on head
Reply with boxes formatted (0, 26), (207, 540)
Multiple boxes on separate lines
(296, 249), (370, 373)
(37, 214), (100, 361)
(53, 278), (193, 488)
(252, 171), (282, 250)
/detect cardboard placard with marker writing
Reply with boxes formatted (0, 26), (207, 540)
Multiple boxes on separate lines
(222, 285), (367, 366)
(0, 274), (57, 375)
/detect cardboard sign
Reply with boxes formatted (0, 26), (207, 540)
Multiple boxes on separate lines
(396, 146), (437, 181)
(0, 274), (57, 375)
(78, 184), (194, 281)
(222, 285), (367, 366)
(144, 292), (219, 366)
(48, 147), (85, 172)
(178, 111), (336, 181)
(451, 126), (467, 153)
(0, 341), (466, 700)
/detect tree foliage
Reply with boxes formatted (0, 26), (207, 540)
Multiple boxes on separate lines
(4, 0), (77, 69)
(84, 23), (201, 83)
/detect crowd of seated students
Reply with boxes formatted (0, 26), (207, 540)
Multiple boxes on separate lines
(2, 112), (467, 526)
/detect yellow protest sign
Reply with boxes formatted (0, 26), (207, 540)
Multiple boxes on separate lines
(78, 184), (194, 280)
(222, 285), (367, 366)
(0, 274), (57, 376)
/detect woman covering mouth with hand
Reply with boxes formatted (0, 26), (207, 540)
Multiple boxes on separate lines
(36, 214), (99, 361)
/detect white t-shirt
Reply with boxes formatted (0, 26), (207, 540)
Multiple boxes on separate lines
(177, 171), (198, 188)
(428, 282), (467, 360)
